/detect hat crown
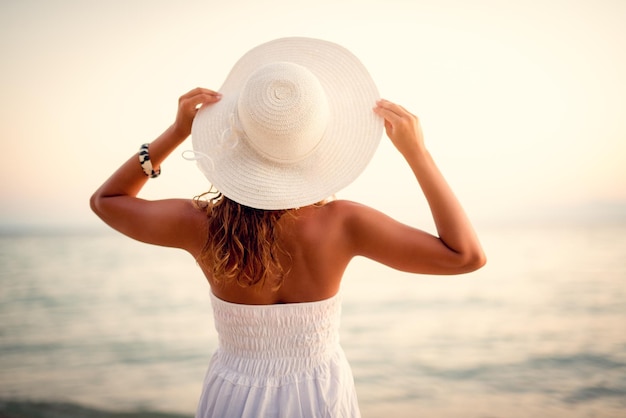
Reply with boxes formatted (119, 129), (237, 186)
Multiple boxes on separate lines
(237, 62), (329, 164)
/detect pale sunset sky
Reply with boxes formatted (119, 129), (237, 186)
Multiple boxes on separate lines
(1, 0), (625, 228)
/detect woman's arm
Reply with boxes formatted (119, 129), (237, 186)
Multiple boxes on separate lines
(346, 100), (486, 274)
(90, 88), (222, 252)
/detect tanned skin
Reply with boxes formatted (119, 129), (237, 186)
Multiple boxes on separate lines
(91, 88), (486, 305)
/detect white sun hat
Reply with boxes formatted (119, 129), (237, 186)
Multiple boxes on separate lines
(190, 37), (383, 210)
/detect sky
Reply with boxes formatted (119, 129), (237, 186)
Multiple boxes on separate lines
(1, 0), (625, 228)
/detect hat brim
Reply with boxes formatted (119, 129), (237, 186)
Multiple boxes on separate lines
(191, 37), (383, 210)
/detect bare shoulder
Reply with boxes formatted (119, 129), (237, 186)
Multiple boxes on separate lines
(318, 199), (367, 217)
(310, 199), (393, 230)
(287, 199), (357, 245)
(323, 199), (392, 227)
(182, 199), (210, 254)
(304, 199), (390, 246)
(150, 198), (208, 256)
(305, 199), (368, 227)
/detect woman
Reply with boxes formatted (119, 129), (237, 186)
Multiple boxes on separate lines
(91, 37), (485, 418)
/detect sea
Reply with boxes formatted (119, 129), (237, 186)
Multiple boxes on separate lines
(1, 222), (625, 417)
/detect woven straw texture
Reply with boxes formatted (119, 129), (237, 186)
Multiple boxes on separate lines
(191, 37), (383, 210)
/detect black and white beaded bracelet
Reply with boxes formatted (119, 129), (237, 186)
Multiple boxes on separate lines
(138, 143), (161, 178)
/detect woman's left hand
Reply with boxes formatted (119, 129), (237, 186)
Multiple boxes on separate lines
(173, 88), (222, 138)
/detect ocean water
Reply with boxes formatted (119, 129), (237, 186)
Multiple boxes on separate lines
(1, 223), (625, 417)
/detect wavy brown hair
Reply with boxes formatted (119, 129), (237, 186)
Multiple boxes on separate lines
(194, 190), (292, 290)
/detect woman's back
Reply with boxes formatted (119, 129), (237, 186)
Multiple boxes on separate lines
(204, 200), (352, 305)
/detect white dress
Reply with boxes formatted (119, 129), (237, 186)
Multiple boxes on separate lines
(195, 292), (360, 418)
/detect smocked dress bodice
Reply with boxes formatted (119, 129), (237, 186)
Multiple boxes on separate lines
(195, 292), (360, 418)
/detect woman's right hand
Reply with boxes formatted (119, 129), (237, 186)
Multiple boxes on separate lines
(173, 88), (222, 139)
(373, 99), (425, 157)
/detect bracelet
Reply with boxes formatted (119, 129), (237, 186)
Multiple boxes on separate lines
(138, 143), (161, 178)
